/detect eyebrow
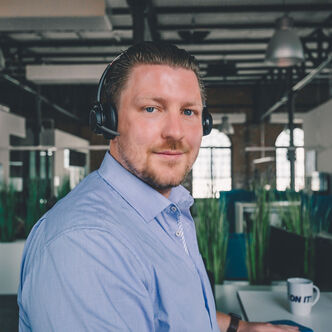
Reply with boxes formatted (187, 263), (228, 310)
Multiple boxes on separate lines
(135, 96), (203, 109)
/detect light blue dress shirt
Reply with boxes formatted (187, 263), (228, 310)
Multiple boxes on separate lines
(18, 152), (219, 331)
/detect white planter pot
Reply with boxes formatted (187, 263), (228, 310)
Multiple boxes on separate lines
(0, 240), (26, 294)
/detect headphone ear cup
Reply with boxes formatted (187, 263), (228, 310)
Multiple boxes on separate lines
(108, 104), (118, 133)
(89, 103), (105, 134)
(202, 108), (213, 136)
(98, 103), (118, 140)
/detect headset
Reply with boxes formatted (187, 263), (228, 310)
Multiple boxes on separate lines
(89, 54), (213, 140)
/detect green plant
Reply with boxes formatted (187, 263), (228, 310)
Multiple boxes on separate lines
(0, 184), (17, 242)
(195, 198), (229, 284)
(25, 178), (48, 236)
(56, 176), (71, 200)
(318, 207), (332, 234)
(302, 203), (315, 279)
(279, 191), (302, 234)
(279, 191), (316, 279)
(245, 185), (271, 285)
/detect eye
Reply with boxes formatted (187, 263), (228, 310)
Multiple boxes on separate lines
(183, 109), (194, 116)
(145, 106), (156, 113)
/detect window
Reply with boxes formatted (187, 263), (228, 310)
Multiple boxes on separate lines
(275, 128), (304, 191)
(192, 129), (232, 198)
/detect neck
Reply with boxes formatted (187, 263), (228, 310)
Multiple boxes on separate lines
(156, 187), (172, 198)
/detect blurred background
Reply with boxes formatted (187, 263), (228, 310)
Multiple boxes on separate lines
(0, 0), (332, 330)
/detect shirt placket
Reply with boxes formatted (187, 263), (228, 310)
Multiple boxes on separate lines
(169, 204), (189, 256)
(169, 204), (215, 329)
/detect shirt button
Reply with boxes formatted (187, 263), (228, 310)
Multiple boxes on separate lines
(175, 230), (182, 237)
(171, 205), (177, 212)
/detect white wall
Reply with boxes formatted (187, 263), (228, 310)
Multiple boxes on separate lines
(0, 240), (25, 294)
(0, 110), (25, 184)
(303, 98), (332, 174)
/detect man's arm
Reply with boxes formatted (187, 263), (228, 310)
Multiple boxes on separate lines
(216, 311), (300, 332)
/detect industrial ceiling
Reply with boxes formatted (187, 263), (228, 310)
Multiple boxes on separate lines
(0, 0), (331, 128)
(0, 0), (331, 85)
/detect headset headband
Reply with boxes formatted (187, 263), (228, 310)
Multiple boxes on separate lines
(96, 52), (125, 103)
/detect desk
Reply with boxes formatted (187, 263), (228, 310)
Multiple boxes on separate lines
(238, 290), (332, 332)
(215, 283), (332, 332)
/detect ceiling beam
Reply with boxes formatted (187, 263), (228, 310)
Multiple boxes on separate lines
(18, 49), (267, 58)
(126, 0), (160, 42)
(145, 0), (161, 41)
(0, 16), (112, 32)
(110, 4), (332, 15)
(2, 20), (329, 33)
(0, 37), (269, 48)
(0, 37), (131, 47)
(156, 21), (332, 30)
(4, 34), (330, 48)
(17, 58), (267, 66)
(127, 0), (145, 43)
(17, 49), (329, 60)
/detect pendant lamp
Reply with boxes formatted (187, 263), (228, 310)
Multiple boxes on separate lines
(265, 15), (304, 67)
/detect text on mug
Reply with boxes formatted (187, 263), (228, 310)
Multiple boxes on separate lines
(289, 295), (312, 303)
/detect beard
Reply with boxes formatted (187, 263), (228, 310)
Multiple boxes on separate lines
(132, 163), (190, 192)
(116, 138), (195, 192)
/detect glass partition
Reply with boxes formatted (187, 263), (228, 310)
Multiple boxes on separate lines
(0, 145), (107, 241)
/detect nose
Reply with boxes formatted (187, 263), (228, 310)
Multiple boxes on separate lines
(161, 110), (184, 141)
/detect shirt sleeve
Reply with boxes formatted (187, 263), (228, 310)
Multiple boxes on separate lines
(22, 228), (154, 332)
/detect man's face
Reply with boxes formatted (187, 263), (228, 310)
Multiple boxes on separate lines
(110, 64), (203, 197)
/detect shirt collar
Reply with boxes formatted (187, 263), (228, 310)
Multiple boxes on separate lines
(168, 184), (194, 211)
(98, 152), (193, 223)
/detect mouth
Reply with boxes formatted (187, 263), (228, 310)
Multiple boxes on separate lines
(153, 150), (186, 160)
(155, 150), (184, 155)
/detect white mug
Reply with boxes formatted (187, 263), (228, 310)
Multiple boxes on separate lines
(287, 277), (320, 316)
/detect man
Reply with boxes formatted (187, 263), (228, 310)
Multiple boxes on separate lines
(18, 42), (298, 332)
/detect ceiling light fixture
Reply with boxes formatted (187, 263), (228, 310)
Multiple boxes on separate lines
(218, 115), (234, 135)
(265, 15), (304, 67)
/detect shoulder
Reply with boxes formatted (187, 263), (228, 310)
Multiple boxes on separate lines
(42, 170), (136, 242)
(21, 169), (149, 275)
